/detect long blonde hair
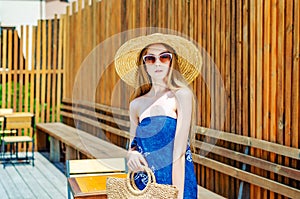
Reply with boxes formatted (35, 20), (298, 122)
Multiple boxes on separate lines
(130, 43), (197, 150)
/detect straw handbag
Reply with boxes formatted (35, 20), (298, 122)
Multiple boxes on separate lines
(106, 167), (178, 199)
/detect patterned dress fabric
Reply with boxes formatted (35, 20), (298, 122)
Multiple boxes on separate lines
(131, 115), (198, 199)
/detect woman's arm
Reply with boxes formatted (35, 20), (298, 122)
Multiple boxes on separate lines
(173, 88), (193, 199)
(127, 100), (148, 171)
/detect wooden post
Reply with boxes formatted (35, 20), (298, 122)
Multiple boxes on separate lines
(65, 146), (77, 160)
(49, 136), (60, 162)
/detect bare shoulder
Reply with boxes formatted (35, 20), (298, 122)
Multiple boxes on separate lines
(129, 96), (144, 114)
(174, 87), (193, 100)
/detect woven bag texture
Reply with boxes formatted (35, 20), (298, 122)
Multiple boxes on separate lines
(106, 167), (178, 199)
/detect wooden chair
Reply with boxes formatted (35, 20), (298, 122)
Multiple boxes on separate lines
(1, 112), (35, 167)
(0, 109), (17, 135)
(0, 109), (16, 159)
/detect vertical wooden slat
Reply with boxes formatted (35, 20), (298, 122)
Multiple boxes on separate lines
(68, 2), (76, 100)
(200, 0), (207, 190)
(86, 0), (91, 101)
(236, 0), (242, 138)
(196, 0), (202, 127)
(236, 0), (243, 197)
(230, 0), (237, 196)
(30, 26), (36, 151)
(2, 30), (7, 108)
(202, 0), (207, 128)
(283, 0), (293, 181)
(214, 0), (221, 195)
(46, 20), (52, 122)
(62, 6), (69, 100)
(184, 0), (189, 35)
(256, 1), (263, 197)
(270, 0), (278, 198)
(242, 0), (249, 134)
(218, 0), (226, 196)
(52, 16), (58, 122)
(41, 20), (47, 123)
(19, 26), (24, 112)
(58, 14), (65, 122)
(7, 30), (13, 109)
(99, 0), (106, 105)
(30, 27), (36, 116)
(189, 0), (194, 38)
(13, 30), (18, 111)
(24, 26), (30, 113)
(92, 0), (97, 48)
(18, 27), (25, 151)
(35, 20), (41, 125)
(224, 0), (231, 197)
(249, 0), (257, 197)
(277, 2), (285, 198)
(78, 0), (82, 100)
(205, 0), (212, 192)
(263, 0), (271, 198)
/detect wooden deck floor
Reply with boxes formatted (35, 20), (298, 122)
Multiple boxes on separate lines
(0, 152), (67, 199)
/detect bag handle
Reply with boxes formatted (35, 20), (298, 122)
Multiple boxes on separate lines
(125, 166), (156, 196)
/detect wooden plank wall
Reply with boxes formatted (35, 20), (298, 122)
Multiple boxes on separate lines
(62, 0), (299, 198)
(0, 0), (299, 198)
(0, 16), (64, 151)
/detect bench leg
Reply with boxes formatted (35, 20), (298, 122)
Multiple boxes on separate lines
(49, 137), (60, 162)
(36, 128), (47, 151)
(32, 140), (35, 166)
(65, 146), (77, 160)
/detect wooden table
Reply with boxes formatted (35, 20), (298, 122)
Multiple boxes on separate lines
(68, 173), (127, 199)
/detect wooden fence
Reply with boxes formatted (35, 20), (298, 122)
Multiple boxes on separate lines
(0, 18), (63, 125)
(1, 0), (299, 198)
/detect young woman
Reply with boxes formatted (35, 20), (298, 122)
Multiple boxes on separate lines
(114, 33), (202, 199)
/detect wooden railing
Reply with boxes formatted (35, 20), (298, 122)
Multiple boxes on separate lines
(193, 127), (300, 199)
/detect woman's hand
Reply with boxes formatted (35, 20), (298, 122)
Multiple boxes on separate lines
(127, 150), (148, 171)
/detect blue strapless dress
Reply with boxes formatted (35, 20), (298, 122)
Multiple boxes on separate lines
(131, 116), (198, 199)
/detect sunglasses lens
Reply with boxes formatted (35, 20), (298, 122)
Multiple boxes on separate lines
(143, 53), (172, 64)
(143, 55), (156, 64)
(159, 53), (172, 63)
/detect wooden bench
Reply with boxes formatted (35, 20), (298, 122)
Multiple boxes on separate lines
(198, 185), (226, 199)
(193, 126), (300, 198)
(36, 123), (127, 162)
(60, 98), (131, 149)
(36, 98), (130, 162)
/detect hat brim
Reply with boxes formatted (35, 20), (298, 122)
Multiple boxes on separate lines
(114, 33), (202, 87)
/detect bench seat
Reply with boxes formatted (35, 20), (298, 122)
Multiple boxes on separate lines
(198, 185), (226, 199)
(36, 122), (127, 162)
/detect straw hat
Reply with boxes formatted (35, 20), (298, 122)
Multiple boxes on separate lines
(114, 33), (202, 87)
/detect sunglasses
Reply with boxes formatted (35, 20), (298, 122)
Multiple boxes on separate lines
(142, 52), (173, 65)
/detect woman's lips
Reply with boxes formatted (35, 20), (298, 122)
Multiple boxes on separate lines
(155, 69), (163, 72)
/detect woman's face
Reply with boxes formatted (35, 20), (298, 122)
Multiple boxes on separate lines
(143, 44), (172, 82)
